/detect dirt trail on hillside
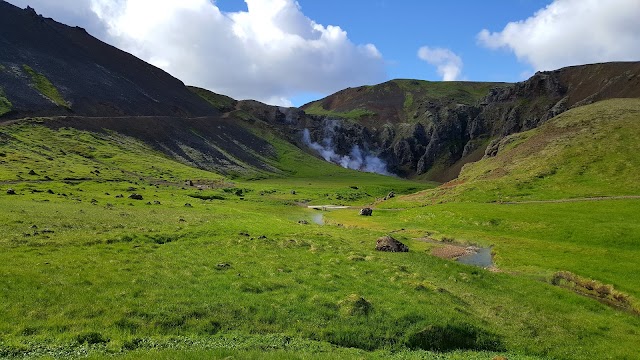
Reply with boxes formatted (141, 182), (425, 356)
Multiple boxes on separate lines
(500, 196), (640, 205)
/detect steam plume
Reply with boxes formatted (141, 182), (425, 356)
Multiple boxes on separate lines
(302, 121), (391, 175)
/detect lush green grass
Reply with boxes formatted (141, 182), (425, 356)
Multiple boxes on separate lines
(328, 199), (640, 298)
(0, 120), (224, 183)
(1, 110), (639, 359)
(0, 87), (11, 116)
(414, 99), (640, 203)
(302, 102), (377, 120)
(392, 80), (507, 106)
(22, 65), (69, 108)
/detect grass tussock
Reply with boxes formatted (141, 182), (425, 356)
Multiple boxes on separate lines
(551, 271), (639, 313)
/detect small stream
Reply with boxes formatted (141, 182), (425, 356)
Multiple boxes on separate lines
(457, 247), (494, 268)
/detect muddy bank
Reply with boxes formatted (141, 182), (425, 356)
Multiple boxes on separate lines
(430, 243), (495, 269)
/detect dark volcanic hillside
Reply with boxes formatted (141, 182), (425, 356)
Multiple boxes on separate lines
(0, 1), (216, 118)
(0, 2), (291, 177)
(302, 63), (640, 181)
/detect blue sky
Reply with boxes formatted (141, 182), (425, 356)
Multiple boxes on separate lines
(247, 0), (554, 105)
(8, 0), (640, 106)
(220, 0), (549, 81)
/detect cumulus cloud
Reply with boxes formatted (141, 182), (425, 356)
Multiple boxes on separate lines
(477, 0), (640, 71)
(417, 46), (463, 81)
(6, 0), (386, 106)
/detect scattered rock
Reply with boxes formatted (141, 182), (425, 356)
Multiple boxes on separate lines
(178, 218), (186, 222)
(376, 235), (409, 252)
(184, 203), (192, 207)
(153, 200), (161, 205)
(216, 263), (231, 269)
(30, 224), (38, 229)
(258, 235), (267, 239)
(145, 202), (152, 205)
(128, 194), (143, 200)
(359, 208), (373, 216)
(6, 188), (16, 195)
(28, 169), (37, 175)
(290, 190), (296, 195)
(126, 187), (137, 192)
(350, 186), (359, 190)
(384, 191), (395, 200)
(185, 180), (193, 186)
(298, 220), (309, 225)
(115, 194), (124, 198)
(41, 229), (54, 234)
(46, 189), (54, 194)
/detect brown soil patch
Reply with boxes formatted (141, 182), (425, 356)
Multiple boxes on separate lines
(431, 245), (473, 260)
(441, 179), (465, 188)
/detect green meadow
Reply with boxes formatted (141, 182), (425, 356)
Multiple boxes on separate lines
(1, 100), (639, 359)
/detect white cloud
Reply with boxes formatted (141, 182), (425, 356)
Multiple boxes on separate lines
(417, 46), (463, 81)
(477, 0), (640, 71)
(6, 0), (386, 106)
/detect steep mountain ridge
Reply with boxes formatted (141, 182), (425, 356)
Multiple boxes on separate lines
(0, 1), (216, 118)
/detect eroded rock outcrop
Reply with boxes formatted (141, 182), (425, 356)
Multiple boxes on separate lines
(376, 235), (409, 252)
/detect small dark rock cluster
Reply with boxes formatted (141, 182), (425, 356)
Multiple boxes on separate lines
(376, 235), (409, 252)
(128, 194), (143, 200)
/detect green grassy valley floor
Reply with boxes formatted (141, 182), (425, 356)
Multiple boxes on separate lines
(1, 104), (639, 359)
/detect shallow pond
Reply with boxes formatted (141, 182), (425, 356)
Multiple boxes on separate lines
(457, 247), (493, 268)
(311, 213), (324, 225)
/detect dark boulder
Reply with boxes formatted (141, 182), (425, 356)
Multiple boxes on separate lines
(376, 235), (409, 252)
(359, 208), (373, 216)
(128, 193), (143, 200)
(6, 188), (16, 195)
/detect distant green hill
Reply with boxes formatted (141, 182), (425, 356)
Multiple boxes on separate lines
(405, 98), (640, 203)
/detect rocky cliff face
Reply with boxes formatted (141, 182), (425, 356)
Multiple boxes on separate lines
(300, 62), (640, 181)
